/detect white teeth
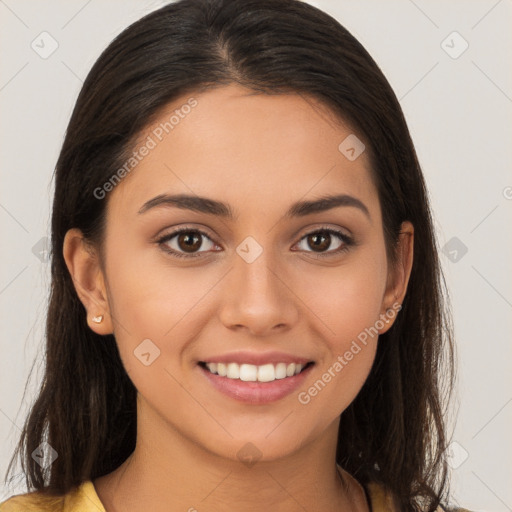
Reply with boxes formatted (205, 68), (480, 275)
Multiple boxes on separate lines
(217, 363), (227, 377)
(203, 361), (309, 382)
(239, 364), (257, 382)
(275, 363), (287, 380)
(227, 362), (240, 379)
(257, 364), (275, 382)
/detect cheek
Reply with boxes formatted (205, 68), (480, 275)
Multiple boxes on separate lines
(292, 250), (386, 416)
(104, 230), (201, 328)
(297, 342), (377, 425)
(102, 241), (223, 376)
(297, 248), (388, 343)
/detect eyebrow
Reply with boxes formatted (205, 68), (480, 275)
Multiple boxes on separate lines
(138, 193), (371, 220)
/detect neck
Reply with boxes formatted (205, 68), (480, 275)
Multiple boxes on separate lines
(93, 398), (368, 512)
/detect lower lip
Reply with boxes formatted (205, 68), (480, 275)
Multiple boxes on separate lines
(199, 364), (314, 404)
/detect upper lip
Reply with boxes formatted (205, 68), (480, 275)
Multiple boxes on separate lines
(199, 351), (314, 366)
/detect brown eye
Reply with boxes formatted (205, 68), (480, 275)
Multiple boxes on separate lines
(176, 232), (202, 253)
(306, 231), (331, 252)
(158, 228), (218, 258)
(294, 228), (353, 256)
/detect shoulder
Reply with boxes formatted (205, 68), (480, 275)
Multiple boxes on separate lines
(365, 481), (401, 511)
(0, 490), (63, 511)
(0, 480), (105, 512)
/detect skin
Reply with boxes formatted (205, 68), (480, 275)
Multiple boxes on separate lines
(63, 84), (413, 512)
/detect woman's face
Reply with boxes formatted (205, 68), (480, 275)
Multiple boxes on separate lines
(71, 84), (412, 463)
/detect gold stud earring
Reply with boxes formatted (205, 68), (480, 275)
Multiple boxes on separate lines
(92, 315), (104, 324)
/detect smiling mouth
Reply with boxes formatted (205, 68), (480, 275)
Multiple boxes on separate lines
(198, 361), (315, 383)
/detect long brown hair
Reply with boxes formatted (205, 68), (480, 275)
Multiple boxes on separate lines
(5, 1), (455, 510)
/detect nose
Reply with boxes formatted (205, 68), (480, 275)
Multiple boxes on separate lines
(218, 247), (300, 337)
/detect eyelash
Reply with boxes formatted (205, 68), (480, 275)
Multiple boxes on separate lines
(156, 226), (354, 259)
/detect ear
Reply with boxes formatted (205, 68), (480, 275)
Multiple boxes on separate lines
(62, 228), (113, 335)
(378, 221), (414, 334)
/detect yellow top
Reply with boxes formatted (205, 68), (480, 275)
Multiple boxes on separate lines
(0, 480), (462, 511)
(0, 481), (105, 511)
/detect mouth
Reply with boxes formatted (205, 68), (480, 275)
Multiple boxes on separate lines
(197, 357), (315, 404)
(198, 361), (314, 383)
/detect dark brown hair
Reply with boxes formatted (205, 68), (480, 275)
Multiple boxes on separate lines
(5, 0), (455, 510)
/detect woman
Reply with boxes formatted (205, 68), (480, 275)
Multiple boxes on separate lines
(1, 0), (466, 510)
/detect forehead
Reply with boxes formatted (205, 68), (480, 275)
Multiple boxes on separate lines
(108, 84), (378, 220)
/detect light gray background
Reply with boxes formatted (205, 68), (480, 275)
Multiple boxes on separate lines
(1, 1), (511, 510)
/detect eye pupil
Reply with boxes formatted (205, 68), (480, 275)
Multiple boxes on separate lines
(309, 231), (330, 251)
(178, 232), (201, 252)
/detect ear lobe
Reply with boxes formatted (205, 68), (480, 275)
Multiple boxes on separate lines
(62, 228), (113, 335)
(378, 221), (414, 334)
